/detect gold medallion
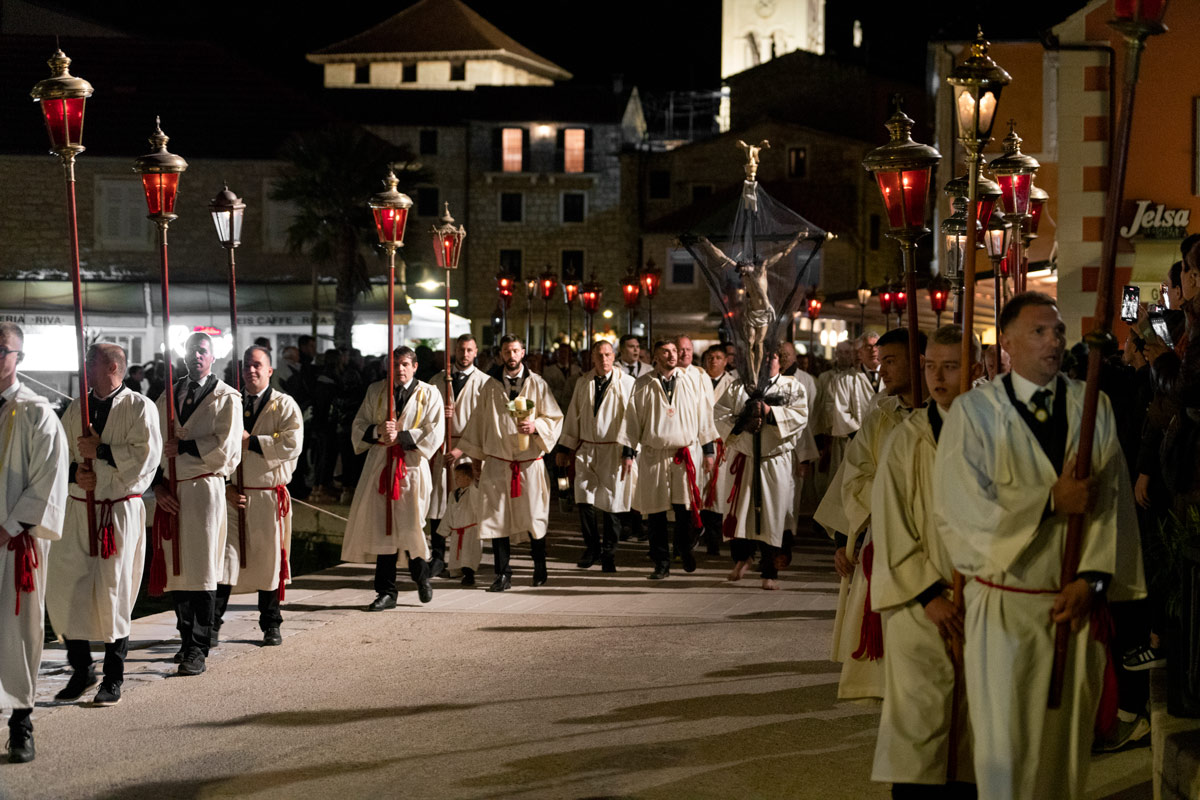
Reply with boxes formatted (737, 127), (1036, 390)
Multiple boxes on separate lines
(1034, 408), (1049, 423)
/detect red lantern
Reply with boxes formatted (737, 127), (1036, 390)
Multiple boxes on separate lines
(892, 285), (908, 312)
(1114, 0), (1168, 24)
(497, 272), (516, 306)
(369, 170), (413, 245)
(31, 49), (92, 158)
(562, 278), (580, 306)
(134, 118), (188, 219)
(989, 122), (1039, 217)
(928, 277), (951, 315)
(538, 268), (558, 301)
(806, 295), (823, 320)
(621, 273), (641, 308)
(581, 281), (602, 314)
(863, 107), (941, 235)
(641, 259), (662, 299)
(431, 202), (465, 269)
(1027, 185), (1049, 237)
(879, 285), (895, 315)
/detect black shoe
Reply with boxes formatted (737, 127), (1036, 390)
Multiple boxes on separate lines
(54, 667), (99, 702)
(178, 648), (206, 676)
(418, 579), (434, 604)
(172, 645), (185, 664)
(461, 569), (475, 587)
(364, 594), (397, 612)
(682, 550), (697, 573)
(649, 565), (670, 580)
(92, 682), (122, 707)
(576, 551), (598, 569)
(6, 730), (33, 763)
(532, 565), (548, 587)
(209, 627), (220, 649)
(486, 574), (512, 592)
(601, 556), (617, 573)
(262, 628), (282, 647)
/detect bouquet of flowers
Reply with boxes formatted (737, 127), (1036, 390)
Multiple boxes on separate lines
(506, 397), (536, 451)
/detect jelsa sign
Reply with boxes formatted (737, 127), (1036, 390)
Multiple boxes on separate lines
(1120, 200), (1192, 240)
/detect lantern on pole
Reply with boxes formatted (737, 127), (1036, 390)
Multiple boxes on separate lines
(878, 282), (895, 328)
(928, 275), (952, 327)
(538, 268), (558, 355)
(496, 272), (515, 335)
(805, 293), (823, 352)
(983, 206), (1014, 331)
(620, 271), (641, 335)
(562, 277), (581, 351)
(941, 196), (978, 325)
(580, 279), (603, 348)
(641, 259), (662, 346)
(32, 48), (98, 549)
(367, 168), (413, 541)
(134, 118), (188, 595)
(856, 280), (872, 330)
(988, 121), (1040, 294)
(862, 99), (941, 406)
(524, 278), (537, 347)
(431, 201), (465, 498)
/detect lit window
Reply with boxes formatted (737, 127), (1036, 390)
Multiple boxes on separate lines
(502, 128), (523, 172)
(564, 128), (586, 173)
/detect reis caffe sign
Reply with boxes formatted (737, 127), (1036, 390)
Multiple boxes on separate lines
(1120, 200), (1191, 239)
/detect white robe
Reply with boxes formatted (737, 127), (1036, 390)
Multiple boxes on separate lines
(713, 376), (807, 546)
(559, 368), (636, 514)
(543, 361), (583, 414)
(701, 372), (738, 516)
(869, 404), (973, 785)
(154, 377), (243, 592)
(457, 370), (563, 541)
(0, 383), (68, 710)
(933, 376), (1145, 800)
(442, 483), (482, 573)
(48, 388), (160, 643)
(342, 379), (445, 563)
(222, 390), (303, 593)
(427, 367), (490, 520)
(618, 368), (718, 515)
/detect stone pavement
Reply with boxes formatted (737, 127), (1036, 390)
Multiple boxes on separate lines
(3, 514), (1151, 799)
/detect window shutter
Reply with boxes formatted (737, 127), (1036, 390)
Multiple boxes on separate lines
(584, 128), (594, 173)
(520, 128), (530, 173)
(554, 129), (565, 173)
(491, 128), (502, 171)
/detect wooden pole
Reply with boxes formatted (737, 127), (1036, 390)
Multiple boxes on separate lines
(385, 245), (396, 539)
(158, 223), (178, 555)
(227, 245), (247, 568)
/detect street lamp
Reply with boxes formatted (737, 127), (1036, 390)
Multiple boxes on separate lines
(988, 121), (1039, 294)
(32, 48), (98, 550)
(368, 168), (413, 541)
(134, 118), (188, 595)
(640, 259), (662, 346)
(856, 280), (872, 331)
(620, 271), (641, 335)
(209, 184), (249, 567)
(862, 101), (941, 405)
(538, 268), (558, 355)
(562, 276), (581, 351)
(928, 275), (952, 327)
(941, 196), (977, 324)
(983, 206), (1014, 328)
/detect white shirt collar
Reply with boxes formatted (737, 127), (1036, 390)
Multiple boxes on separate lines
(1009, 370), (1056, 406)
(93, 384), (123, 401)
(1, 380), (20, 401)
(453, 364), (475, 377)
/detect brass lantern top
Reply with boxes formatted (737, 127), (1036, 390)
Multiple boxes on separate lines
(431, 201), (466, 270)
(133, 118), (188, 175)
(943, 171), (1000, 201)
(368, 169), (414, 213)
(988, 122), (1040, 176)
(861, 105), (941, 174)
(208, 184), (245, 214)
(30, 49), (93, 102)
(941, 196), (972, 238)
(947, 28), (1012, 94)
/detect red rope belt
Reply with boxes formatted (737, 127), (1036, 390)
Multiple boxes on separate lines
(850, 541), (884, 661)
(673, 447), (704, 529)
(378, 445), (408, 505)
(452, 523), (477, 559)
(244, 484), (292, 600)
(973, 576), (1058, 594)
(70, 494), (141, 559)
(8, 532), (37, 616)
(720, 452), (748, 540)
(486, 454), (540, 498)
(149, 472), (219, 597)
(702, 439), (725, 509)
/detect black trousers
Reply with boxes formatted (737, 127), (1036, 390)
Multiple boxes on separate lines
(621, 510), (644, 540)
(892, 782), (977, 799)
(373, 552), (429, 598)
(174, 590), (216, 655)
(730, 538), (779, 580)
(214, 584), (284, 631)
(578, 503), (618, 556)
(65, 637), (129, 685)
(700, 509), (723, 553)
(8, 708), (31, 734)
(492, 536), (547, 578)
(429, 519), (447, 575)
(647, 505), (693, 569)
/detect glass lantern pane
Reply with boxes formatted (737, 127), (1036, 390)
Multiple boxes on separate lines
(231, 208), (244, 243)
(944, 233), (965, 279)
(141, 173), (179, 216)
(41, 97), (85, 151)
(998, 173), (1032, 216)
(984, 226), (1006, 258)
(373, 206), (409, 244)
(211, 210), (232, 243)
(875, 169), (930, 230)
(976, 197), (997, 229)
(955, 87), (998, 141)
(1029, 199), (1046, 235)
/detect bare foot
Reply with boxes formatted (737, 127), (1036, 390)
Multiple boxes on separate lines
(727, 559), (751, 581)
(761, 578), (779, 591)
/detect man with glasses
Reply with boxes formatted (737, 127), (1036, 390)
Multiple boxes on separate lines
(0, 323), (68, 762)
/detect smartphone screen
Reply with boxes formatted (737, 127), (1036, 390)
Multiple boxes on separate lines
(1121, 285), (1140, 323)
(1150, 311), (1174, 349)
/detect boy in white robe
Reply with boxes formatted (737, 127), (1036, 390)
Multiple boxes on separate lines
(698, 345), (736, 556)
(870, 326), (980, 796)
(933, 293), (1146, 799)
(0, 323), (69, 763)
(442, 462), (481, 585)
(342, 346), (445, 609)
(48, 343), (160, 707)
(557, 340), (635, 572)
(220, 346), (303, 647)
(455, 334), (563, 592)
(153, 332), (243, 677)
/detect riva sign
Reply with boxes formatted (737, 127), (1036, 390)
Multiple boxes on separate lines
(1120, 200), (1191, 239)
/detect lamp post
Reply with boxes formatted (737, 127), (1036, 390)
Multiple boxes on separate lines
(988, 122), (1039, 295)
(538, 268), (558, 356)
(983, 206), (1014, 335)
(941, 197), (977, 325)
(134, 118), (188, 595)
(1050, 0), (1170, 711)
(562, 277), (581, 352)
(32, 49), (97, 549)
(862, 101), (941, 407)
(856, 280), (872, 332)
(431, 201), (465, 500)
(620, 271), (641, 335)
(496, 272), (515, 336)
(524, 278), (537, 347)
(640, 259), (662, 346)
(368, 169), (413, 541)
(208, 184), (248, 567)
(928, 275), (952, 327)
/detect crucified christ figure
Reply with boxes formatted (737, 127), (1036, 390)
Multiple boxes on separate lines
(691, 231), (808, 384)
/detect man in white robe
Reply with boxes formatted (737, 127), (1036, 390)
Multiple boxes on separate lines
(618, 340), (717, 579)
(870, 325), (980, 795)
(342, 346), (445, 609)
(617, 335), (650, 379)
(812, 339), (875, 499)
(456, 335), (563, 592)
(427, 334), (489, 578)
(699, 345), (737, 556)
(47, 343), (160, 707)
(715, 351), (807, 590)
(933, 293), (1145, 800)
(822, 328), (923, 701)
(219, 346), (303, 647)
(0, 323), (68, 763)
(153, 332), (242, 677)
(557, 340), (635, 572)
(543, 342), (583, 414)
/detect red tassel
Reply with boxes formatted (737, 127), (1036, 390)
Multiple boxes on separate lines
(96, 499), (118, 559)
(278, 548), (289, 603)
(851, 542), (884, 661)
(377, 447), (406, 501)
(9, 532), (38, 616)
(721, 453), (748, 539)
(673, 447), (704, 529)
(509, 460), (522, 498)
(149, 506), (173, 597)
(1091, 600), (1119, 739)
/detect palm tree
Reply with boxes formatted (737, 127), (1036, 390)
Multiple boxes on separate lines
(272, 124), (427, 350)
